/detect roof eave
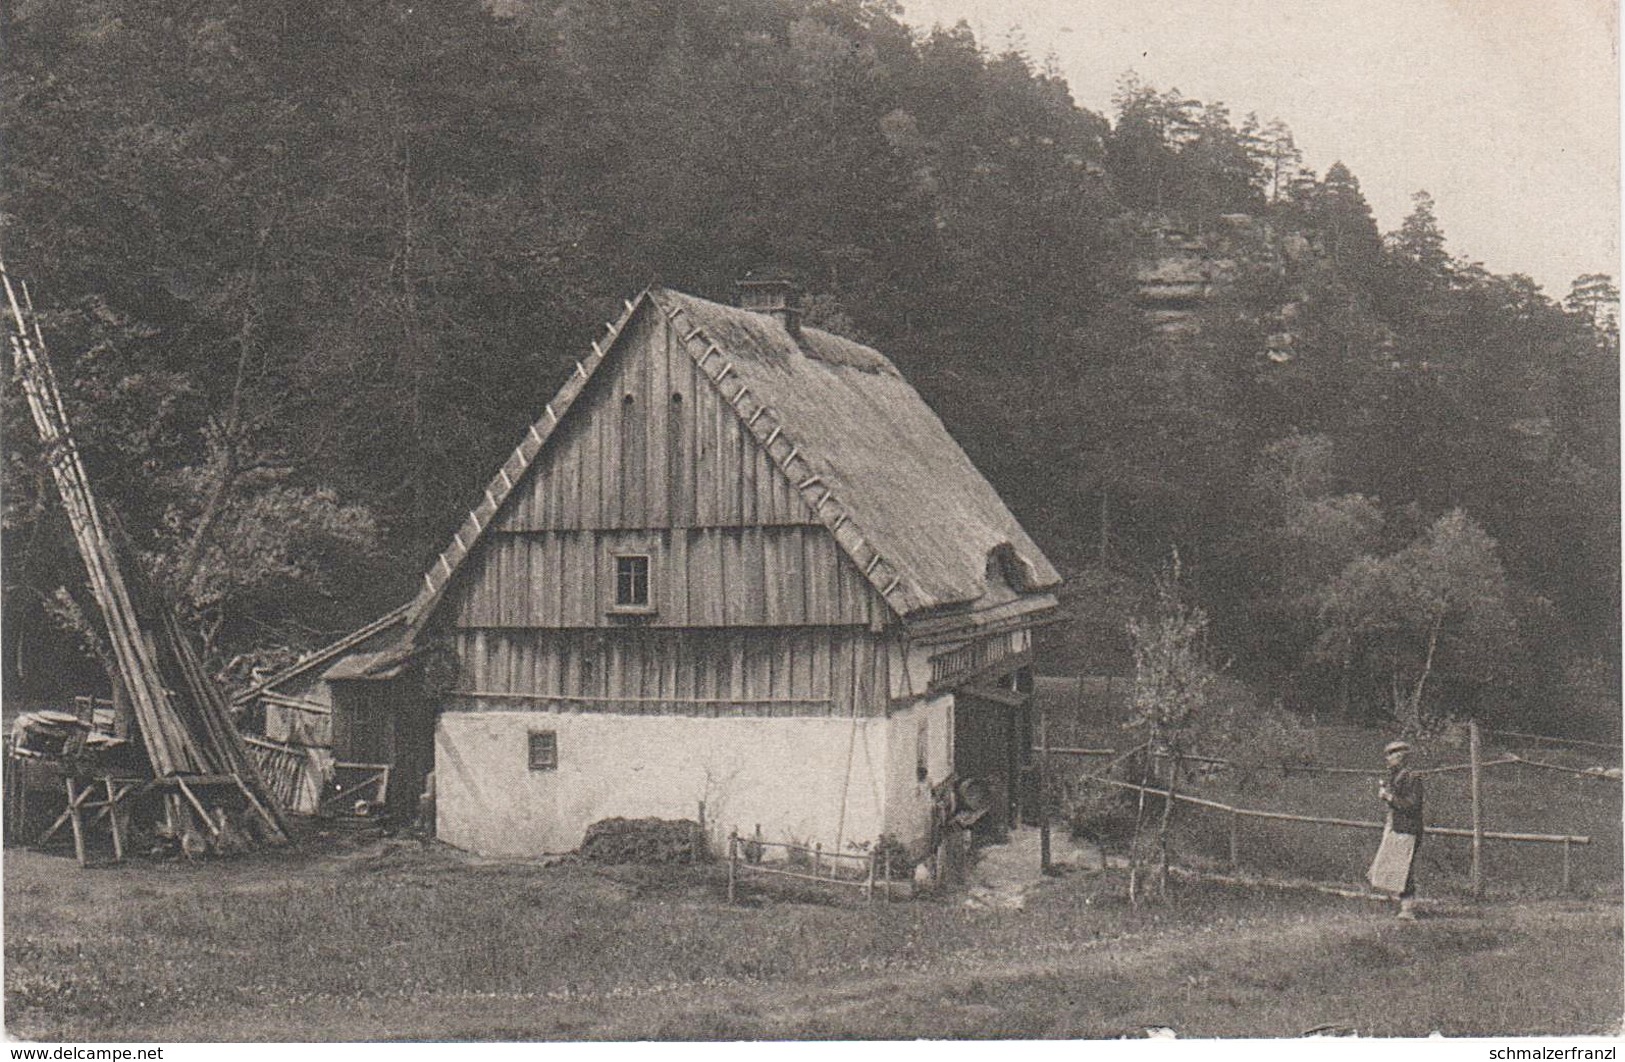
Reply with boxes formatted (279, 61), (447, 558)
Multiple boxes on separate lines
(902, 592), (1062, 645)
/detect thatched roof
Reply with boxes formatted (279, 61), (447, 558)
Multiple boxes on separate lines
(406, 287), (1059, 628)
(649, 289), (1059, 618)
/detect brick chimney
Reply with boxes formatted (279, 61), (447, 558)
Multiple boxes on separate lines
(736, 273), (801, 335)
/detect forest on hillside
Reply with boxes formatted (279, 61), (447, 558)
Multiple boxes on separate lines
(2, 0), (1618, 734)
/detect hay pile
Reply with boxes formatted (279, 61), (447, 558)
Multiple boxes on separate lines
(578, 817), (706, 864)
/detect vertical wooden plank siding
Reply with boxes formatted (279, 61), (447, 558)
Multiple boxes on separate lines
(433, 301), (904, 721)
(649, 314), (671, 524)
(493, 308), (819, 533)
(444, 527), (880, 628)
(448, 628), (889, 717)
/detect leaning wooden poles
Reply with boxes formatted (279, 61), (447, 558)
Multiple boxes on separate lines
(2, 257), (289, 850)
(2, 263), (195, 774)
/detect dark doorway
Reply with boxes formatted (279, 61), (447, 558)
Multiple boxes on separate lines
(953, 677), (1031, 843)
(329, 677), (434, 821)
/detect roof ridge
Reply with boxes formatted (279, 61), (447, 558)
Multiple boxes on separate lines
(651, 289), (923, 616)
(404, 289), (650, 630)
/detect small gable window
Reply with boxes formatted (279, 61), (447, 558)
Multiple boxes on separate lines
(528, 730), (558, 771)
(613, 554), (653, 611)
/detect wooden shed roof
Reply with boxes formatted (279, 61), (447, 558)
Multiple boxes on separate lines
(230, 602), (410, 705)
(407, 287), (1059, 628)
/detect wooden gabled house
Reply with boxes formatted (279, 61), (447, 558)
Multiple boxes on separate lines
(263, 280), (1060, 859)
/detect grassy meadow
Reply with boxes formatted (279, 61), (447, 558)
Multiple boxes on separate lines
(4, 832), (1621, 1041)
(4, 679), (1619, 1041)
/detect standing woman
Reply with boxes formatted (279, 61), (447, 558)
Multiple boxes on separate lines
(1368, 739), (1425, 919)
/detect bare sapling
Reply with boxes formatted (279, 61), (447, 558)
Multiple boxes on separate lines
(1125, 550), (1219, 901)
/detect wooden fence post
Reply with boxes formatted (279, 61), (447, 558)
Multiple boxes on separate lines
(1561, 837), (1572, 893)
(1469, 720), (1484, 897)
(695, 799), (706, 865)
(106, 779), (124, 863)
(1039, 700), (1052, 875)
(813, 842), (822, 882)
(865, 849), (876, 903)
(5, 755), (19, 846)
(727, 829), (738, 904)
(883, 848), (892, 902)
(65, 778), (86, 867)
(1156, 751), (1179, 897)
(1229, 809), (1240, 871)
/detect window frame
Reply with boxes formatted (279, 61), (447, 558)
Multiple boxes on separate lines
(609, 552), (656, 614)
(527, 729), (559, 772)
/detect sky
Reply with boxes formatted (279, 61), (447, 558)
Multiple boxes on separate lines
(896, 0), (1620, 298)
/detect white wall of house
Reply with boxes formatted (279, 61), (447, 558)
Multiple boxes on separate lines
(880, 693), (953, 856)
(435, 710), (907, 858)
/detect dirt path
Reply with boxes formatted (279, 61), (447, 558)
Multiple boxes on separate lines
(125, 895), (1622, 1041)
(550, 898), (1619, 1039)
